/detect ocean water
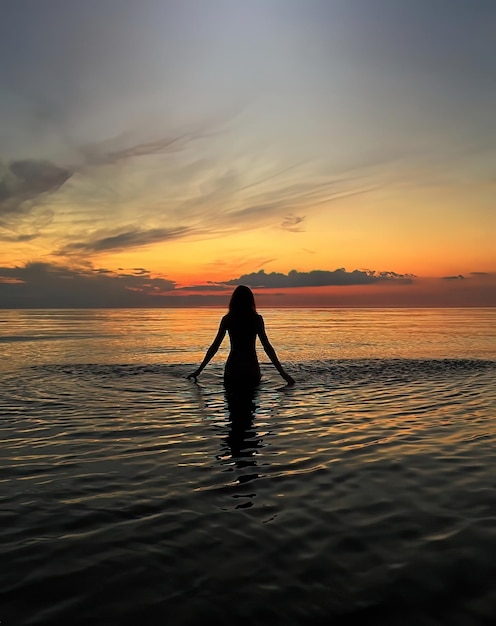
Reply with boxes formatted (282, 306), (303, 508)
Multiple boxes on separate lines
(1, 308), (495, 626)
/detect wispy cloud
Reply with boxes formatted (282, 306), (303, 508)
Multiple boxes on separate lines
(3, 100), (488, 268)
(0, 121), (217, 247)
(281, 214), (305, 232)
(1, 93), (397, 262)
(76, 115), (225, 169)
(79, 136), (188, 167)
(58, 226), (193, 255)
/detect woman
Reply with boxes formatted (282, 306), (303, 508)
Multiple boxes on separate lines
(187, 285), (295, 388)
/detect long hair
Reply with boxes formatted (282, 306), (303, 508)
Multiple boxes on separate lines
(228, 285), (256, 316)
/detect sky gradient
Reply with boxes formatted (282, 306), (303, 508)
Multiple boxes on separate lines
(1, 0), (495, 307)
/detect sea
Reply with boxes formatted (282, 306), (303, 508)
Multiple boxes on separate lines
(1, 307), (495, 626)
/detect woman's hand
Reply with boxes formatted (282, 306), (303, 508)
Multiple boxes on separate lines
(283, 372), (295, 386)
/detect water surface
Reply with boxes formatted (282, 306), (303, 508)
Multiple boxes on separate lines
(1, 308), (495, 625)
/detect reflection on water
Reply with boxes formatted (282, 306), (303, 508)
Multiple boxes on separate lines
(197, 384), (266, 509)
(224, 386), (260, 464)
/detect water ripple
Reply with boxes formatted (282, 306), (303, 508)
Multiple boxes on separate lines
(1, 358), (495, 625)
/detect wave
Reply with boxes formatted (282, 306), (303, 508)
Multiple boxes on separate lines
(33, 358), (496, 386)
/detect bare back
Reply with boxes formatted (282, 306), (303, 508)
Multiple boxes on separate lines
(223, 312), (262, 386)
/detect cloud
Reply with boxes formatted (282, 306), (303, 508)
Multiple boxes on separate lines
(0, 159), (72, 212)
(2, 261), (495, 308)
(77, 124), (214, 168)
(53, 156), (378, 259)
(218, 268), (416, 288)
(0, 158), (72, 241)
(1, 101), (387, 260)
(58, 226), (193, 255)
(0, 262), (176, 307)
(0, 231), (39, 243)
(175, 284), (232, 292)
(281, 214), (305, 232)
(177, 172), (376, 242)
(0, 119), (217, 246)
(442, 272), (496, 281)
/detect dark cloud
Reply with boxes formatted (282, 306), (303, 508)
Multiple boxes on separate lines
(0, 159), (71, 242)
(58, 226), (192, 255)
(0, 159), (72, 215)
(0, 262), (176, 308)
(2, 262), (494, 308)
(442, 274), (466, 280)
(220, 268), (416, 288)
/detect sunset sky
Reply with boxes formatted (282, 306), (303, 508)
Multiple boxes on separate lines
(1, 0), (495, 307)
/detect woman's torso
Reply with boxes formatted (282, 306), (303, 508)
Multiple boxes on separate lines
(223, 312), (261, 384)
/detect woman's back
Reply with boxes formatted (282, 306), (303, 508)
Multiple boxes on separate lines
(224, 312), (262, 386)
(224, 312), (260, 356)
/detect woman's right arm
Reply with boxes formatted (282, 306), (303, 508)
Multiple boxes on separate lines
(187, 317), (227, 381)
(257, 316), (295, 385)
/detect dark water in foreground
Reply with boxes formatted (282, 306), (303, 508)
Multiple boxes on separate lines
(1, 309), (495, 625)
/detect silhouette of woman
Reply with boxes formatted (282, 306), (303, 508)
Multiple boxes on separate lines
(187, 285), (295, 389)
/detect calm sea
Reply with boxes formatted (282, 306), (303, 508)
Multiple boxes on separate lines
(1, 308), (495, 625)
